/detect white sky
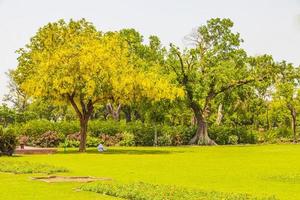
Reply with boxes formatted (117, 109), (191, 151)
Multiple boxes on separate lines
(0, 0), (300, 99)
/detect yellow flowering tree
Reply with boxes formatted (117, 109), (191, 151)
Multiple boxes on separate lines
(14, 19), (183, 151)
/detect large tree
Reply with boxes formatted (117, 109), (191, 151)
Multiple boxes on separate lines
(166, 18), (275, 145)
(273, 61), (300, 143)
(14, 19), (183, 151)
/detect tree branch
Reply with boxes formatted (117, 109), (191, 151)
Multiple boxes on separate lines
(215, 76), (266, 95)
(67, 93), (82, 119)
(174, 50), (186, 77)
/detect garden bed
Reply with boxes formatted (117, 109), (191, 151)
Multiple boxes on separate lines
(15, 146), (57, 154)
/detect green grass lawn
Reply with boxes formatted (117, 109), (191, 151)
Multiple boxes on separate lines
(1, 144), (300, 199)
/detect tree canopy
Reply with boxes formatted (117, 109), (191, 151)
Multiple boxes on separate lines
(13, 19), (183, 151)
(6, 17), (300, 149)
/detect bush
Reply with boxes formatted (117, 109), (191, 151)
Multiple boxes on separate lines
(8, 119), (264, 147)
(33, 131), (62, 147)
(157, 134), (172, 146)
(100, 134), (122, 146)
(60, 139), (80, 148)
(118, 131), (135, 146)
(0, 160), (68, 174)
(17, 119), (55, 138)
(209, 126), (258, 145)
(228, 135), (238, 145)
(0, 126), (17, 156)
(81, 181), (273, 200)
(55, 121), (79, 136)
(66, 132), (81, 141)
(128, 122), (154, 146)
(89, 120), (121, 137)
(86, 136), (101, 147)
(258, 127), (293, 143)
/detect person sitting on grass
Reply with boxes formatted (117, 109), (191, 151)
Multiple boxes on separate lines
(97, 144), (106, 152)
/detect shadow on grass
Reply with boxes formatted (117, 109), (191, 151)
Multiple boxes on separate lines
(57, 148), (183, 155)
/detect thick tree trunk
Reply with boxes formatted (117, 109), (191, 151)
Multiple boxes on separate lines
(189, 116), (216, 145)
(79, 118), (88, 152)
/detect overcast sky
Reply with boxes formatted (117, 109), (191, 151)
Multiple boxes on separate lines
(0, 0), (300, 100)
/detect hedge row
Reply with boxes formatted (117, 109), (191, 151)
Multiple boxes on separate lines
(6, 119), (293, 147)
(7, 120), (196, 146)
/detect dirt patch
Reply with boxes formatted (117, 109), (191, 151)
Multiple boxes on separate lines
(32, 176), (112, 183)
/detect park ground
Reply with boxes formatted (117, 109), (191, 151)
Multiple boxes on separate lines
(0, 144), (300, 200)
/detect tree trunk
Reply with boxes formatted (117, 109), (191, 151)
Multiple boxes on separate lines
(266, 105), (270, 130)
(106, 103), (121, 121)
(216, 103), (223, 125)
(123, 106), (132, 122)
(79, 118), (88, 152)
(67, 94), (94, 152)
(154, 125), (158, 146)
(189, 116), (216, 145)
(189, 115), (216, 145)
(291, 108), (297, 143)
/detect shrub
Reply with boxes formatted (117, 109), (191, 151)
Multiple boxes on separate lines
(209, 126), (258, 145)
(0, 160), (68, 174)
(61, 133), (100, 148)
(33, 131), (61, 147)
(60, 139), (80, 148)
(118, 131), (135, 146)
(126, 122), (155, 146)
(89, 120), (120, 137)
(81, 181), (275, 200)
(66, 132), (81, 141)
(0, 127), (17, 156)
(228, 135), (238, 145)
(157, 134), (172, 146)
(86, 136), (101, 147)
(100, 134), (122, 146)
(55, 121), (79, 136)
(18, 119), (54, 138)
(277, 127), (292, 138)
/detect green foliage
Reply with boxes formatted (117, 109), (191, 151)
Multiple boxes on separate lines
(86, 136), (101, 147)
(14, 18), (183, 151)
(88, 120), (120, 136)
(0, 160), (68, 174)
(0, 126), (17, 156)
(228, 135), (239, 145)
(2, 17), (298, 148)
(60, 139), (80, 148)
(166, 18), (276, 144)
(81, 181), (276, 200)
(13, 119), (54, 138)
(209, 126), (258, 145)
(33, 131), (62, 147)
(259, 127), (293, 143)
(118, 131), (135, 146)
